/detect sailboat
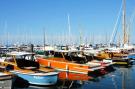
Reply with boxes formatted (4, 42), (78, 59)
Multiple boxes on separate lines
(91, 0), (135, 66)
(107, 0), (135, 65)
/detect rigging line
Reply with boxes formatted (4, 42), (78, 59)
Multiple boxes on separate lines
(127, 9), (135, 44)
(112, 22), (119, 43)
(109, 2), (123, 45)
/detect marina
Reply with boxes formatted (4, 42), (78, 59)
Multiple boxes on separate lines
(0, 0), (135, 89)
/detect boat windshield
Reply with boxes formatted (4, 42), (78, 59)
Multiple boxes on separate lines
(15, 55), (35, 61)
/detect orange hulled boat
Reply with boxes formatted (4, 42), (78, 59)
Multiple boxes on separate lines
(36, 50), (104, 74)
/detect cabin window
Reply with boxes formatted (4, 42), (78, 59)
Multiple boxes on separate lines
(16, 55), (24, 60)
(5, 57), (14, 62)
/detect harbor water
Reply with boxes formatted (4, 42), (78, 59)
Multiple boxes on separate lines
(1, 63), (134, 89)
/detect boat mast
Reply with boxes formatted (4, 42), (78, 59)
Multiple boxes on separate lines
(79, 26), (82, 46)
(122, 0), (127, 45)
(67, 14), (71, 45)
(43, 28), (46, 51)
(127, 10), (135, 44)
(5, 21), (9, 47)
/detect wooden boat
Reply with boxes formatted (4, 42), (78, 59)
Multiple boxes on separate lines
(0, 72), (12, 80)
(79, 48), (114, 71)
(0, 66), (13, 89)
(103, 0), (135, 65)
(0, 61), (13, 80)
(90, 48), (134, 66)
(105, 48), (135, 65)
(95, 52), (110, 60)
(112, 56), (134, 65)
(0, 51), (58, 85)
(36, 50), (107, 74)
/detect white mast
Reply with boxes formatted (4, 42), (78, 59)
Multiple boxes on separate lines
(67, 14), (71, 45)
(4, 21), (8, 46)
(78, 23), (83, 46)
(122, 0), (127, 45)
(43, 28), (46, 51)
(127, 9), (135, 44)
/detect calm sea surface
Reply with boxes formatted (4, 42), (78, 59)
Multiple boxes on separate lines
(2, 63), (135, 89)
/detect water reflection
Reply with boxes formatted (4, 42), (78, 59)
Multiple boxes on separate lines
(12, 72), (92, 89)
(58, 72), (92, 81)
(115, 66), (135, 89)
(84, 65), (135, 89)
(57, 72), (92, 89)
(11, 65), (135, 89)
(88, 65), (115, 78)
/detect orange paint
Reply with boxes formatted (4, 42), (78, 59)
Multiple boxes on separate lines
(37, 57), (92, 74)
(58, 72), (92, 81)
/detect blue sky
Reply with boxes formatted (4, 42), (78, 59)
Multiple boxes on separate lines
(0, 0), (135, 45)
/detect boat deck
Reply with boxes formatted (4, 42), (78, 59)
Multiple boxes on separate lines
(0, 72), (12, 80)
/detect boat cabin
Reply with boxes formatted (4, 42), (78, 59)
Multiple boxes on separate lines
(0, 52), (39, 70)
(53, 50), (88, 64)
